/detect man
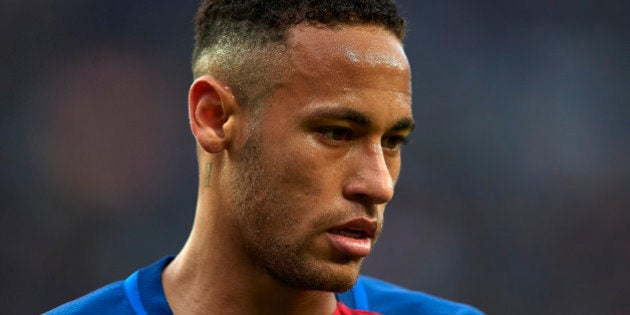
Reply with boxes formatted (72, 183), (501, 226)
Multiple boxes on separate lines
(47, 1), (483, 314)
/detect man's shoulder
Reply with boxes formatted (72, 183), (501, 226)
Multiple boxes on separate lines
(44, 256), (174, 314)
(338, 275), (484, 315)
(44, 281), (134, 314)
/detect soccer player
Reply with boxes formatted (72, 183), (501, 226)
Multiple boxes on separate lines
(47, 1), (483, 314)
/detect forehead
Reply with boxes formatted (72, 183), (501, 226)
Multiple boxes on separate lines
(286, 24), (410, 84)
(267, 24), (412, 124)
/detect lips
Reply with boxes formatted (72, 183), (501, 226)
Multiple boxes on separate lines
(329, 228), (368, 239)
(329, 218), (376, 237)
(327, 218), (377, 257)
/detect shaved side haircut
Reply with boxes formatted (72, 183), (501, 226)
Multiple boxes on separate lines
(192, 0), (406, 108)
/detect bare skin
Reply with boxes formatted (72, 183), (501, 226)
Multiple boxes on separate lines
(162, 24), (413, 315)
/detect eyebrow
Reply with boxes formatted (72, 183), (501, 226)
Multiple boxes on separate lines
(307, 107), (415, 132)
(310, 108), (370, 126)
(392, 118), (415, 132)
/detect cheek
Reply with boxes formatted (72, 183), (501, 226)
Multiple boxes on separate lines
(390, 164), (401, 184)
(386, 156), (402, 184)
(264, 135), (342, 201)
(276, 144), (323, 192)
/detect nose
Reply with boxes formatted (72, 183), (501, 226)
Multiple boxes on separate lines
(343, 143), (395, 205)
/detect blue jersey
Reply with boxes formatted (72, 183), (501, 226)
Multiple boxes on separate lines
(45, 256), (483, 315)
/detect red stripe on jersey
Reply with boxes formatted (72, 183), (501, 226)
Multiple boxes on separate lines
(333, 301), (381, 315)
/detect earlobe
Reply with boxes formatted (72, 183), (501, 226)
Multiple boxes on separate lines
(188, 75), (236, 154)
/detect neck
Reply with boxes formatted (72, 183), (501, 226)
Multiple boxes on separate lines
(162, 189), (338, 315)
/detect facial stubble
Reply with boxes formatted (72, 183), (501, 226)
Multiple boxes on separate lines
(229, 126), (362, 293)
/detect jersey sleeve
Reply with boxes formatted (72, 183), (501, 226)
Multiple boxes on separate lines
(43, 281), (135, 315)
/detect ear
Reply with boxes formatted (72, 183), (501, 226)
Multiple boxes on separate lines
(188, 75), (238, 153)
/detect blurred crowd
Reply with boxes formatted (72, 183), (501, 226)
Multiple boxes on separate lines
(1, 1), (628, 314)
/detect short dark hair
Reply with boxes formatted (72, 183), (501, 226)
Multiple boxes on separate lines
(192, 0), (406, 107)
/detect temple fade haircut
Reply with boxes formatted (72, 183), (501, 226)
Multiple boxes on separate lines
(192, 0), (406, 108)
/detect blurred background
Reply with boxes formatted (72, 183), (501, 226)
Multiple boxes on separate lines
(1, 0), (628, 314)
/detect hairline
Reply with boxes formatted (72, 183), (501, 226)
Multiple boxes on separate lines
(192, 22), (403, 109)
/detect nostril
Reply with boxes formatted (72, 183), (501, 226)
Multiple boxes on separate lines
(343, 174), (394, 205)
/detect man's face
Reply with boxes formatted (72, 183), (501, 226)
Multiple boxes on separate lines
(227, 25), (413, 292)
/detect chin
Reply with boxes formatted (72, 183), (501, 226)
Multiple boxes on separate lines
(270, 257), (363, 292)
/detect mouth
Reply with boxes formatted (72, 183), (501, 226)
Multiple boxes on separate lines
(328, 228), (370, 239)
(326, 218), (377, 258)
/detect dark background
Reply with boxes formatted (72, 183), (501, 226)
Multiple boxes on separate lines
(1, 1), (628, 314)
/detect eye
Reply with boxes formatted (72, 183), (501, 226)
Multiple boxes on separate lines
(381, 135), (408, 151)
(317, 126), (353, 142)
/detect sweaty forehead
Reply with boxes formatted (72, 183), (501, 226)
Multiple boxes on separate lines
(286, 24), (410, 77)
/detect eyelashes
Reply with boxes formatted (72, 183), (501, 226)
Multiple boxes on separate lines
(315, 126), (408, 152)
(317, 126), (353, 142)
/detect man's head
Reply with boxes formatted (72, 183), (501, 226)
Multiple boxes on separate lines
(188, 0), (413, 293)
